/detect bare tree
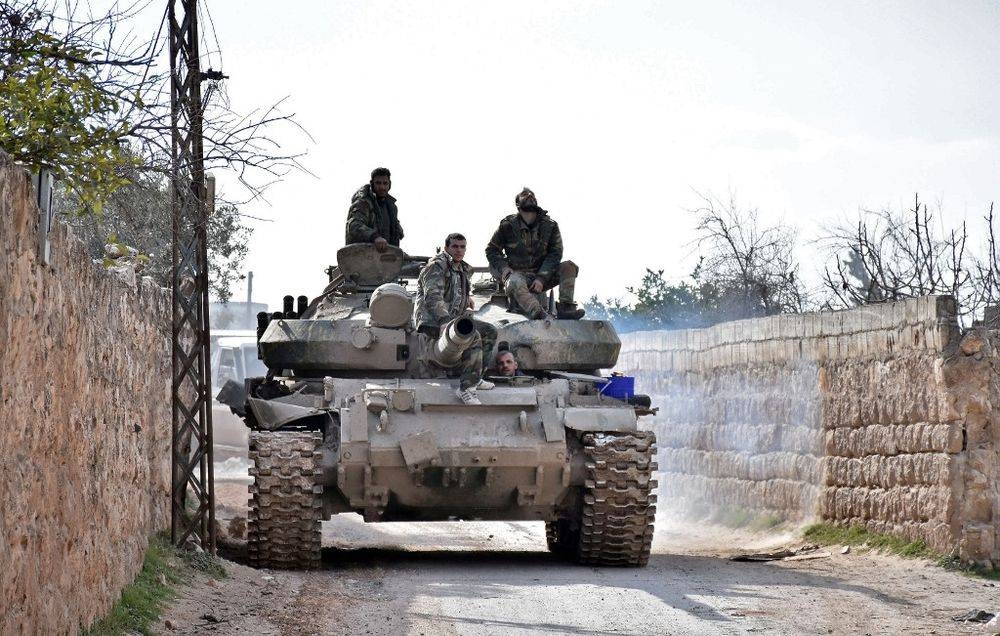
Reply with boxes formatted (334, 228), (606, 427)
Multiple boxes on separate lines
(691, 192), (805, 318)
(972, 203), (1000, 325)
(820, 194), (1000, 324)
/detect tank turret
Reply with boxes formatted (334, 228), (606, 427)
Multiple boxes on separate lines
(256, 244), (621, 376)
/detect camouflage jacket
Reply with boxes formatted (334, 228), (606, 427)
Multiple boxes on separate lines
(345, 184), (404, 246)
(415, 251), (472, 330)
(485, 211), (563, 284)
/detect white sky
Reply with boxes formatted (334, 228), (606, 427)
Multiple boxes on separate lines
(190, 0), (1000, 309)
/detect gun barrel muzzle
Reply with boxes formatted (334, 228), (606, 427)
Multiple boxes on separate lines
(434, 317), (476, 367)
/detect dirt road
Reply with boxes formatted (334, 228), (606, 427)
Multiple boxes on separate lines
(160, 496), (999, 636)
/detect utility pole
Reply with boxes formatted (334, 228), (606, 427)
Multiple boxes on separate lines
(246, 271), (254, 327)
(168, 0), (215, 552)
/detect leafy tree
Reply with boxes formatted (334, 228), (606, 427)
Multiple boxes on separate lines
(587, 264), (725, 333)
(0, 0), (307, 210)
(59, 161), (253, 301)
(1, 1), (306, 300)
(0, 3), (135, 208)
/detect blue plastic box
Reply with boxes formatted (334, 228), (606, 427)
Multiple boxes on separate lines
(599, 375), (635, 400)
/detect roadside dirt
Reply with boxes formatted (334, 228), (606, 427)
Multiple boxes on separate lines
(157, 481), (1000, 636)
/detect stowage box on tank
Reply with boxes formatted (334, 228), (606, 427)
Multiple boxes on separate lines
(222, 243), (658, 569)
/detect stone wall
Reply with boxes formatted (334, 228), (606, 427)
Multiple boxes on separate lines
(618, 296), (1000, 566)
(0, 152), (173, 632)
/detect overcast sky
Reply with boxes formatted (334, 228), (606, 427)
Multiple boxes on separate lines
(190, 0), (1000, 309)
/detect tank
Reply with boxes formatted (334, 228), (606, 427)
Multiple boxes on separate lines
(224, 243), (658, 569)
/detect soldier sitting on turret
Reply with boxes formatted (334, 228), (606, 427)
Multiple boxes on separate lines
(345, 167), (404, 252)
(485, 187), (585, 320)
(415, 233), (495, 405)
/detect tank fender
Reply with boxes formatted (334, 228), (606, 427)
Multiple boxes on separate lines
(562, 406), (637, 432)
(247, 396), (333, 431)
(216, 379), (247, 416)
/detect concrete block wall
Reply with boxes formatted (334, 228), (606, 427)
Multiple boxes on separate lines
(618, 296), (1000, 565)
(0, 152), (173, 632)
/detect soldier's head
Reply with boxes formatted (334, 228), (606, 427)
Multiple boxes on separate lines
(370, 167), (391, 198)
(495, 350), (519, 377)
(515, 187), (540, 224)
(515, 188), (537, 210)
(445, 233), (467, 263)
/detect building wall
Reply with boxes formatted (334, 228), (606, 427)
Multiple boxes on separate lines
(0, 152), (173, 633)
(618, 296), (999, 565)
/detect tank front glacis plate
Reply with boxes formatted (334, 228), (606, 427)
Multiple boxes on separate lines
(320, 378), (637, 522)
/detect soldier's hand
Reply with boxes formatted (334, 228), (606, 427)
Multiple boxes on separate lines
(530, 279), (544, 293)
(373, 236), (389, 252)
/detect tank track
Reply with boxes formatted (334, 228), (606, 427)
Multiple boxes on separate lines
(247, 431), (323, 569)
(576, 431), (658, 566)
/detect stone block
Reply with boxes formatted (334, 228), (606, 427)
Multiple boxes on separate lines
(960, 524), (997, 567)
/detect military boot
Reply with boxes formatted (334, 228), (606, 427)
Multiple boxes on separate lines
(556, 302), (585, 320)
(531, 306), (554, 320)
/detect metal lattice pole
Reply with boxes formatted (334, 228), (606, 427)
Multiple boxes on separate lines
(168, 0), (215, 552)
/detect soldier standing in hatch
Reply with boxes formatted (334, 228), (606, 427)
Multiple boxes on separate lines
(493, 350), (525, 377)
(345, 167), (404, 251)
(485, 187), (584, 320)
(415, 233), (494, 405)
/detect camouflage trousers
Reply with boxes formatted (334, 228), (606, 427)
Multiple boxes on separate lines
(504, 260), (579, 317)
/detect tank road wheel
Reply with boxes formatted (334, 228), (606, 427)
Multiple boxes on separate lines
(247, 431), (323, 569)
(576, 431), (658, 567)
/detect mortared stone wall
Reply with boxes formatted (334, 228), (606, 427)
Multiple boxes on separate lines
(0, 152), (173, 633)
(618, 296), (999, 566)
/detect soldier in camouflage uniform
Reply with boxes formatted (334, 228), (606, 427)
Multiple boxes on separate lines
(345, 167), (404, 250)
(485, 188), (584, 319)
(415, 233), (494, 404)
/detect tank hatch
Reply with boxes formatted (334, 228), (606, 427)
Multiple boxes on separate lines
(336, 243), (405, 286)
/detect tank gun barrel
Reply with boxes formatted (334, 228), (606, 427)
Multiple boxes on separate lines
(434, 317), (476, 367)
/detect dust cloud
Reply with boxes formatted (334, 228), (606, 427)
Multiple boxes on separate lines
(634, 355), (824, 540)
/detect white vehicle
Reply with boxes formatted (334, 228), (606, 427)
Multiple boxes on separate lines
(211, 331), (267, 387)
(211, 332), (267, 459)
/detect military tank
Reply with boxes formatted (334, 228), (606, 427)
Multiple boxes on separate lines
(224, 243), (658, 569)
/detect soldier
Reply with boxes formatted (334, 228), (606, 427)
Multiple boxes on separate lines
(345, 167), (404, 251)
(415, 233), (494, 405)
(494, 350), (525, 377)
(485, 187), (584, 319)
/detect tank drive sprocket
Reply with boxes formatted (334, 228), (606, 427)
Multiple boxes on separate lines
(576, 431), (657, 566)
(247, 431), (323, 569)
